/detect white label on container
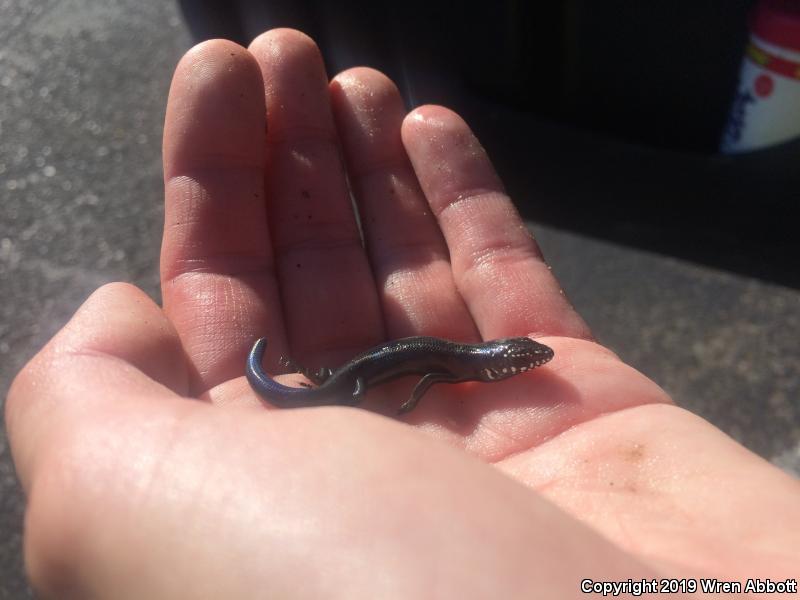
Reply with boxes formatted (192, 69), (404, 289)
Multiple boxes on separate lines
(721, 37), (800, 153)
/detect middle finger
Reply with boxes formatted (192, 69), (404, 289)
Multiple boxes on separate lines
(249, 30), (383, 365)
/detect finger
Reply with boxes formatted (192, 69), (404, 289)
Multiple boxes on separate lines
(330, 68), (478, 340)
(162, 39), (284, 394)
(402, 106), (591, 340)
(5, 282), (188, 492)
(249, 30), (383, 364)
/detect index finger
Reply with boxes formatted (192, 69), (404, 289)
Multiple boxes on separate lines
(401, 106), (591, 340)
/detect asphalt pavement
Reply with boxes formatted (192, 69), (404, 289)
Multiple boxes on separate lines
(1, 0), (798, 596)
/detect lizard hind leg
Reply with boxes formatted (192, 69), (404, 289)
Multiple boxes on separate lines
(279, 356), (333, 386)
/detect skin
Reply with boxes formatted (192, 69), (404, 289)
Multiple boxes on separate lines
(5, 29), (799, 599)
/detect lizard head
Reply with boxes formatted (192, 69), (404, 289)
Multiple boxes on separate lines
(476, 337), (554, 382)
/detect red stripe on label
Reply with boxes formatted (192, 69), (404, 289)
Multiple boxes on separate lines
(746, 42), (800, 80)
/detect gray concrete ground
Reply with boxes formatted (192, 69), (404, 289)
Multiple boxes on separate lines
(1, 0), (798, 596)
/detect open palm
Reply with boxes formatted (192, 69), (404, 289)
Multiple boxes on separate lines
(7, 29), (798, 599)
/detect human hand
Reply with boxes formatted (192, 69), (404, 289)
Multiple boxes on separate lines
(7, 29), (799, 598)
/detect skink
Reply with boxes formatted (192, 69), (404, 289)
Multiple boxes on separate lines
(246, 336), (554, 414)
